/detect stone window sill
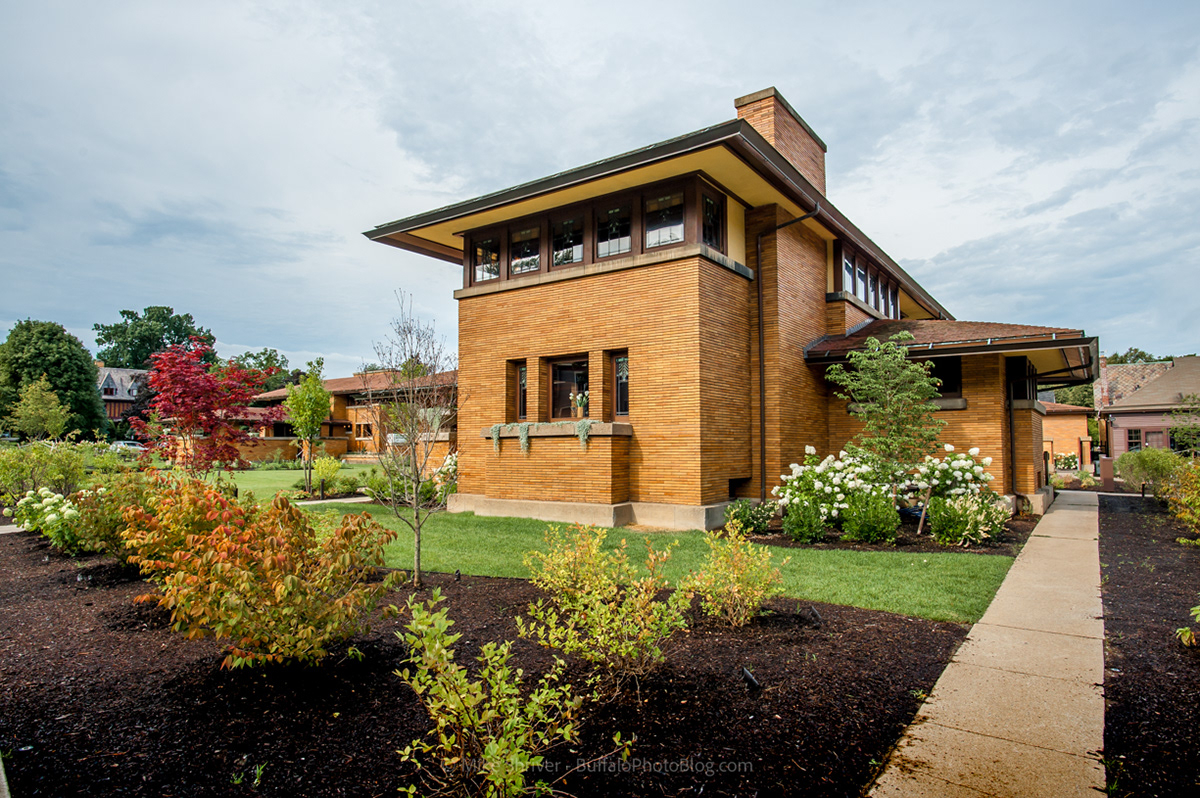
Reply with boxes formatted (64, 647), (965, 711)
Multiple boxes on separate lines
(847, 398), (967, 413)
(479, 421), (633, 439)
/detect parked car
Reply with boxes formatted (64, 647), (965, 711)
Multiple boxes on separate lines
(109, 440), (146, 452)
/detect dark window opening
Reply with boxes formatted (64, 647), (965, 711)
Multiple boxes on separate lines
(869, 272), (879, 309)
(644, 191), (684, 248)
(596, 205), (632, 258)
(517, 364), (527, 420)
(510, 227), (540, 275)
(552, 217), (584, 265)
(550, 358), (588, 419)
(702, 194), (723, 250)
(927, 357), (963, 398)
(613, 353), (629, 417)
(103, 386), (117, 396)
(473, 237), (500, 282)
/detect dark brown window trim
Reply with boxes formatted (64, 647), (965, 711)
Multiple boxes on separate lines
(548, 355), (589, 420)
(459, 174), (724, 289)
(611, 350), (629, 420)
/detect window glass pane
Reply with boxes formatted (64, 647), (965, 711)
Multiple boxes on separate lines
(551, 359), (589, 418)
(510, 227), (540, 274)
(614, 355), (629, 416)
(596, 205), (632, 258)
(702, 195), (722, 249)
(473, 237), (500, 282)
(644, 191), (684, 249)
(928, 357), (962, 397)
(552, 217), (584, 265)
(1146, 431), (1163, 448)
(890, 286), (899, 318)
(1127, 429), (1141, 452)
(869, 272), (879, 309)
(856, 267), (868, 301)
(843, 257), (855, 294)
(517, 365), (527, 420)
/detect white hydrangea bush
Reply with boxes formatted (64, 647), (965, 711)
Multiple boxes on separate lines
(772, 446), (893, 522)
(6, 487), (83, 553)
(906, 444), (995, 501)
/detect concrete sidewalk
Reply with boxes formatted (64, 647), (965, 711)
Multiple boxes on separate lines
(870, 491), (1105, 797)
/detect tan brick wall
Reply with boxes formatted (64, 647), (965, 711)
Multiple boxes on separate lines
(235, 437), (298, 462)
(737, 96), (827, 195)
(459, 256), (750, 507)
(826, 355), (1020, 494)
(1043, 414), (1090, 467)
(825, 299), (875, 337)
(1012, 409), (1045, 494)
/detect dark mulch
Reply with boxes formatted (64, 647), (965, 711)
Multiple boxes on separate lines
(1062, 478), (1139, 493)
(1101, 496), (1200, 796)
(0, 528), (967, 797)
(750, 514), (1037, 557)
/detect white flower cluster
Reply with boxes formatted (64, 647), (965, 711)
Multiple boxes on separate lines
(9, 487), (79, 532)
(772, 449), (890, 521)
(909, 444), (995, 500)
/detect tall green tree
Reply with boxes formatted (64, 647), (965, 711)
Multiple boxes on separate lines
(1107, 347), (1171, 365)
(1053, 383), (1096, 408)
(0, 320), (107, 438)
(229, 348), (291, 392)
(4, 374), (71, 440)
(824, 332), (946, 488)
(283, 359), (331, 492)
(93, 306), (216, 369)
(1170, 393), (1200, 457)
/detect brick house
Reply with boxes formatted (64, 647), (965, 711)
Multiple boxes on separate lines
(1097, 356), (1200, 456)
(365, 88), (1097, 529)
(1041, 402), (1093, 469)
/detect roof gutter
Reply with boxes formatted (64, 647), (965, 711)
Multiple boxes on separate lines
(755, 201), (821, 501)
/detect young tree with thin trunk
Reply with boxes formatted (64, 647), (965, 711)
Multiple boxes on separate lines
(823, 331), (947, 494)
(284, 359), (331, 492)
(4, 374), (71, 440)
(366, 292), (459, 589)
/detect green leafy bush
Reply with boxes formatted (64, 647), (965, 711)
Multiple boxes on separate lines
(1116, 448), (1183, 498)
(518, 523), (691, 696)
(840, 489), (900, 543)
(1168, 460), (1200, 531)
(782, 498), (826, 543)
(397, 589), (588, 797)
(70, 471), (154, 563)
(927, 493), (1009, 547)
(1177, 599), (1200, 647)
(685, 519), (787, 626)
(0, 442), (87, 509)
(123, 479), (400, 668)
(312, 456), (342, 485)
(6, 487), (82, 553)
(723, 498), (776, 535)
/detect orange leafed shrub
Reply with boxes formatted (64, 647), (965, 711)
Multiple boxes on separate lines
(122, 477), (401, 668)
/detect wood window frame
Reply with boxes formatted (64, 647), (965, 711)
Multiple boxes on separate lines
(548, 209), (590, 271)
(548, 355), (590, 420)
(611, 350), (629, 419)
(699, 187), (726, 254)
(467, 228), (505, 286)
(507, 220), (548, 279)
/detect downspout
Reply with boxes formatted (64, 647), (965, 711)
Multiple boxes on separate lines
(755, 201), (821, 501)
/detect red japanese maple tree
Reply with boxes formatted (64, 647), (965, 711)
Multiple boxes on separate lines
(132, 339), (283, 477)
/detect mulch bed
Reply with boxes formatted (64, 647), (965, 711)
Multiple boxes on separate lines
(749, 514), (1038, 557)
(1100, 496), (1200, 796)
(0, 528), (967, 797)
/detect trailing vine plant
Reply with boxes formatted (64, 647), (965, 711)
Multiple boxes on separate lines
(518, 422), (531, 454)
(490, 424), (501, 453)
(575, 419), (595, 450)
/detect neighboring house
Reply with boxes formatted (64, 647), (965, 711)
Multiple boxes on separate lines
(1098, 356), (1200, 456)
(254, 370), (457, 464)
(1041, 402), (1093, 469)
(365, 87), (1097, 529)
(95, 365), (148, 420)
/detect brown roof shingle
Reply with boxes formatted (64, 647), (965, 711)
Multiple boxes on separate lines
(805, 319), (1084, 359)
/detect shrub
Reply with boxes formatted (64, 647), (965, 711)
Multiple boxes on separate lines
(6, 487), (82, 553)
(1116, 448), (1183, 498)
(0, 442), (88, 509)
(1049, 472), (1068, 490)
(773, 446), (888, 524)
(122, 474), (239, 583)
(397, 589), (588, 798)
(840, 488), (900, 543)
(125, 482), (400, 668)
(1177, 601), (1200, 647)
(312, 456), (342, 485)
(909, 445), (997, 501)
(71, 470), (154, 564)
(1076, 470), (1098, 488)
(927, 493), (1009, 547)
(1054, 452), (1079, 470)
(1168, 460), (1200, 530)
(723, 498), (776, 535)
(685, 519), (787, 626)
(518, 524), (691, 696)
(782, 498), (826, 543)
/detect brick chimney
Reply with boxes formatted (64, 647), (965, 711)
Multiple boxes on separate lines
(735, 87), (827, 195)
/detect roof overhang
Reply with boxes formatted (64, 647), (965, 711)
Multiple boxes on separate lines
(365, 120), (951, 319)
(806, 334), (1100, 386)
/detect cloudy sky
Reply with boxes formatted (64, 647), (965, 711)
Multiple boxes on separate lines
(2, 0), (1197, 375)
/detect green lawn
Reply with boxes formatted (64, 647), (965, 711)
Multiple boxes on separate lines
(228, 464), (378, 501)
(305, 505), (1013, 624)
